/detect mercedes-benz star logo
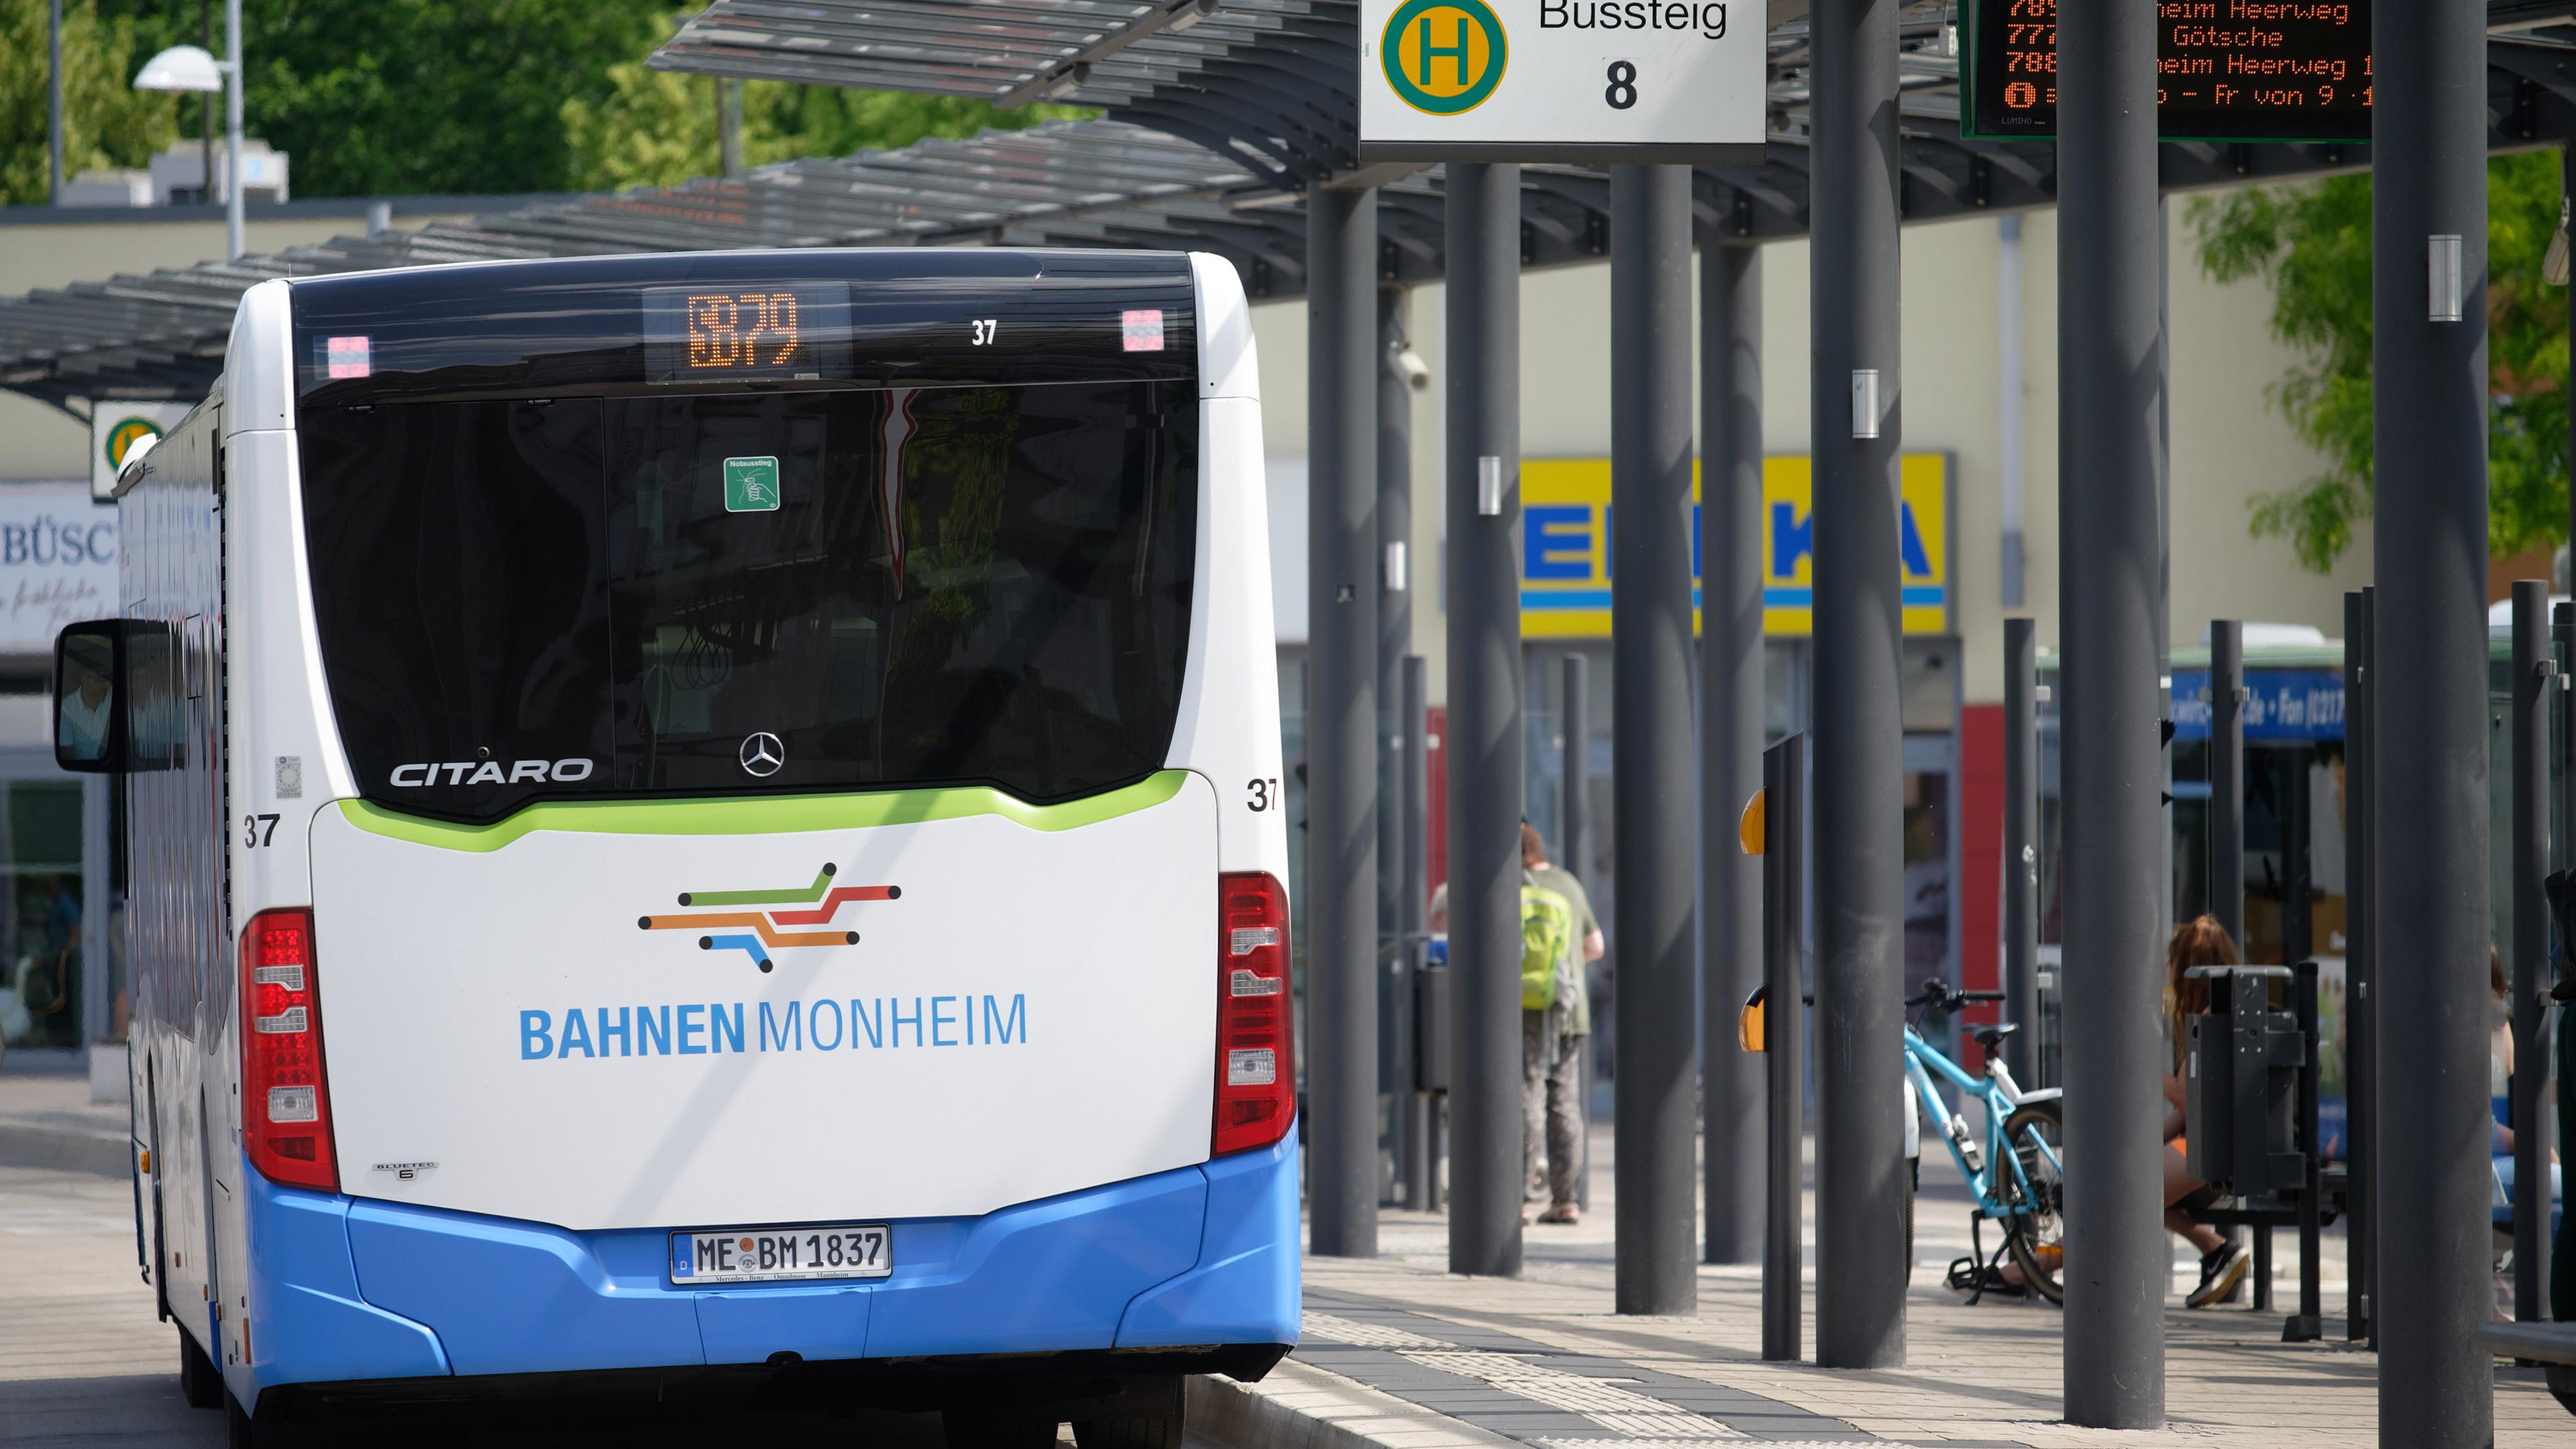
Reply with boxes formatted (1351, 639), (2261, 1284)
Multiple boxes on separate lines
(739, 732), (786, 777)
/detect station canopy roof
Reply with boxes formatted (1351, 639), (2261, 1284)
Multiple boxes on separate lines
(11, 0), (2576, 412)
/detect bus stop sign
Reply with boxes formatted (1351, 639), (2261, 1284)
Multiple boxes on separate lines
(1359, 0), (1768, 164)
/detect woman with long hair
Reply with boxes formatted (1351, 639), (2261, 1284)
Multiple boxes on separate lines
(2163, 915), (2250, 1307)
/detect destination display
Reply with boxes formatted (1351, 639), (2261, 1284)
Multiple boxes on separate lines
(1964, 0), (2371, 143)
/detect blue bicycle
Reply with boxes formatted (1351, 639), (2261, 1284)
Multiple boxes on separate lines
(1904, 980), (2067, 1303)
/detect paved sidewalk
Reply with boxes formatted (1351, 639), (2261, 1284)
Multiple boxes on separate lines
(0, 1072), (127, 1177)
(1226, 1126), (2565, 1448)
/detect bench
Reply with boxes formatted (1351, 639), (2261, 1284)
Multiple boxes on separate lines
(2474, 1322), (2576, 1416)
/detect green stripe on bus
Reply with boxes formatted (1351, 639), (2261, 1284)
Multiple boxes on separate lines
(684, 863), (838, 906)
(335, 771), (1192, 853)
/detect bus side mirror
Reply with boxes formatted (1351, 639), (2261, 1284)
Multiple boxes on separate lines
(1739, 982), (1768, 1054)
(54, 621), (124, 773)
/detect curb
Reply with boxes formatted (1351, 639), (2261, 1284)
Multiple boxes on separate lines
(0, 1119), (130, 1176)
(1190, 1358), (1519, 1449)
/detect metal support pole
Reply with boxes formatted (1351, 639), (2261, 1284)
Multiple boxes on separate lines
(223, 0), (244, 261)
(1611, 163), (1699, 1316)
(2058, 0), (2165, 1427)
(1562, 654), (1591, 1212)
(1382, 286), (1415, 945)
(2003, 619), (2041, 1088)
(1403, 655), (1434, 1212)
(2513, 581), (2554, 1323)
(1446, 162), (1525, 1279)
(1379, 284), (1416, 1205)
(2211, 620), (2245, 949)
(2373, 0), (2493, 1434)
(1563, 656), (1589, 917)
(1808, 0), (1906, 1369)
(2286, 959), (2324, 1342)
(2557, 602), (2575, 1324)
(1305, 182), (1379, 1259)
(2285, 760), (2313, 968)
(2346, 587), (2376, 1344)
(1703, 235), (1766, 1264)
(48, 0), (63, 204)
(717, 78), (745, 178)
(1762, 733), (1807, 1363)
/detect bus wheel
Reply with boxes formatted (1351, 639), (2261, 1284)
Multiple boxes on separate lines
(1074, 1375), (1187, 1449)
(943, 1405), (1061, 1449)
(178, 1328), (222, 1409)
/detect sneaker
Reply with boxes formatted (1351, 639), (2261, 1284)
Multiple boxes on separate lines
(1536, 1204), (1580, 1225)
(2188, 1242), (2249, 1308)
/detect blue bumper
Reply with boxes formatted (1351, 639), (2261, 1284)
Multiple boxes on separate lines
(239, 1135), (1299, 1403)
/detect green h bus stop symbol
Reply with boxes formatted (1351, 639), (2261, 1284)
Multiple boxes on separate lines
(724, 455), (781, 512)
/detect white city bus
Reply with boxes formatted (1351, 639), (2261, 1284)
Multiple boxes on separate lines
(53, 249), (1294, 1446)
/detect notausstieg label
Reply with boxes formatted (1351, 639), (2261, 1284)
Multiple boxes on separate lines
(518, 995), (1030, 1059)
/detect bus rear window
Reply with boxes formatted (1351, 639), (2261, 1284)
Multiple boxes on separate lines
(297, 381), (1198, 820)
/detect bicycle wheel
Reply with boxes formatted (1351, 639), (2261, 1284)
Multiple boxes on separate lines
(1997, 1099), (2065, 1304)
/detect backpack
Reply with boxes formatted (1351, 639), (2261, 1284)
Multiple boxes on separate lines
(1519, 879), (1575, 1011)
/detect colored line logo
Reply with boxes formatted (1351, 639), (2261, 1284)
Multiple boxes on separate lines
(1381, 0), (1506, 116)
(637, 862), (899, 973)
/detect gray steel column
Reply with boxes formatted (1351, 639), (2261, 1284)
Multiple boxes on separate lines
(1382, 284), (1415, 941)
(1762, 733), (1808, 1362)
(1446, 162), (1525, 1279)
(48, 0), (63, 203)
(2211, 621), (2245, 949)
(223, 0), (243, 260)
(2002, 619), (2040, 1088)
(1563, 653), (1593, 1213)
(1563, 655), (1589, 892)
(1306, 182), (1379, 1260)
(1402, 655), (1434, 1212)
(2347, 587), (2377, 1345)
(1611, 163), (1698, 1317)
(2373, 0), (2493, 1436)
(2512, 582), (2553, 1323)
(2057, 0), (2166, 1427)
(1702, 235), (1766, 1263)
(1809, 0), (1907, 1368)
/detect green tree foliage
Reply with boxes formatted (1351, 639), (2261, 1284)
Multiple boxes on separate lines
(63, 3), (1090, 199)
(0, 0), (182, 205)
(2188, 153), (2569, 572)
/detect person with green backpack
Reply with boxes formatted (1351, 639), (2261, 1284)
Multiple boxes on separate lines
(1519, 849), (1580, 1220)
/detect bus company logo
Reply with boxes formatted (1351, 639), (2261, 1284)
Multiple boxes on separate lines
(636, 861), (898, 973)
(1381, 0), (1507, 116)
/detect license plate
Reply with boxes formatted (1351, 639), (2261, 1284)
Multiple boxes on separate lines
(669, 1223), (891, 1284)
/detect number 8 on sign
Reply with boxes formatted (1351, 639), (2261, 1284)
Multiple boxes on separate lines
(1604, 60), (1637, 110)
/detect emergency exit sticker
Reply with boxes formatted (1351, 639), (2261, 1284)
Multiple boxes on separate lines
(724, 456), (780, 512)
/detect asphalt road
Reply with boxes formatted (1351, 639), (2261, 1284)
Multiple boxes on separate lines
(0, 1162), (957, 1448)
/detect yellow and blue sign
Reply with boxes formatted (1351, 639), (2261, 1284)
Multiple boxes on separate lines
(1381, 0), (1508, 115)
(1518, 454), (1953, 639)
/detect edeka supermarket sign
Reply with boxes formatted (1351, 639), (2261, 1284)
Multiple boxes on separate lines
(1518, 455), (1953, 640)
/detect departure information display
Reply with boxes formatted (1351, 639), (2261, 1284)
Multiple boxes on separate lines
(643, 282), (853, 384)
(1964, 0), (2371, 143)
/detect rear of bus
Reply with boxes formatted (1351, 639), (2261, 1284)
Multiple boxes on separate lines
(222, 250), (1292, 1431)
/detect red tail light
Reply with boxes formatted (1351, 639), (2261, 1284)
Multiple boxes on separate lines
(1214, 872), (1295, 1156)
(241, 909), (337, 1191)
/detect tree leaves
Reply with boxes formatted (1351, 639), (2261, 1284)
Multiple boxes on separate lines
(0, 0), (183, 206)
(2185, 152), (2571, 572)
